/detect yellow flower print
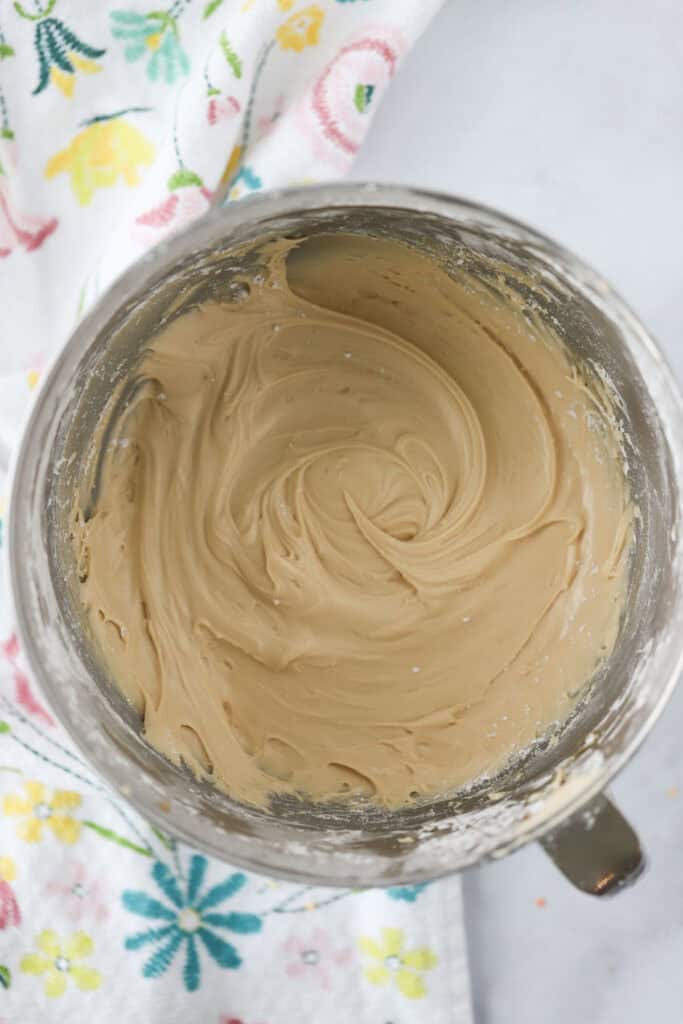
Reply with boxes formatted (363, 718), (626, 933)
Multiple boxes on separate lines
(45, 117), (155, 206)
(50, 54), (102, 99)
(21, 930), (102, 998)
(0, 855), (16, 882)
(277, 0), (295, 9)
(358, 927), (437, 1000)
(276, 4), (324, 52)
(3, 780), (82, 844)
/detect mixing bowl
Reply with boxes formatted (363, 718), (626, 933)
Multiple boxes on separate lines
(9, 184), (683, 893)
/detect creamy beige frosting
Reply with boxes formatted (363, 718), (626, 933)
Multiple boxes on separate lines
(73, 234), (631, 808)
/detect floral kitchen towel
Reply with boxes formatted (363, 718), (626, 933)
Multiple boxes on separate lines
(0, 1), (473, 1022)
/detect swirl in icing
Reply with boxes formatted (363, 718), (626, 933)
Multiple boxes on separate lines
(73, 234), (631, 808)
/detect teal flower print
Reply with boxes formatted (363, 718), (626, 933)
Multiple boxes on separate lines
(110, 10), (190, 84)
(122, 856), (261, 991)
(233, 167), (262, 191)
(30, 18), (105, 97)
(386, 883), (430, 902)
(227, 166), (262, 202)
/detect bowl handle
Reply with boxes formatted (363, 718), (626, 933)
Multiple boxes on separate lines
(540, 793), (645, 896)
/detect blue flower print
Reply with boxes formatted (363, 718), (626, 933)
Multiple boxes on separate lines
(386, 882), (431, 902)
(228, 165), (263, 202)
(122, 855), (261, 991)
(110, 10), (190, 84)
(232, 166), (262, 191)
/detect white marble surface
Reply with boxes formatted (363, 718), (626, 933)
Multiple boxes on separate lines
(353, 2), (683, 1021)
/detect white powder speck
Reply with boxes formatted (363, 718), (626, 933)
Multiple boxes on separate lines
(462, 616), (471, 623)
(273, 598), (281, 606)
(554, 389), (563, 399)
(411, 665), (421, 674)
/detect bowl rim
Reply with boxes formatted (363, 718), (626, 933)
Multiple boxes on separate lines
(8, 181), (683, 884)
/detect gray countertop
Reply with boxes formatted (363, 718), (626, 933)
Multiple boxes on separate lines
(353, 2), (683, 1021)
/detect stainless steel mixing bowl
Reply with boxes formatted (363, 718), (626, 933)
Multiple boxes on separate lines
(9, 184), (683, 893)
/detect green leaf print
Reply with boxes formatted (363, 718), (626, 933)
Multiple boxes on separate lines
(203, 0), (225, 18)
(353, 83), (375, 113)
(167, 167), (203, 190)
(0, 965), (10, 990)
(150, 824), (175, 850)
(147, 11), (178, 35)
(219, 31), (242, 78)
(0, 44), (14, 59)
(82, 820), (153, 857)
(14, 0), (57, 21)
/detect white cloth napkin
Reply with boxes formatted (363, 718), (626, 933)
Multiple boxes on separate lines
(0, 2), (472, 1021)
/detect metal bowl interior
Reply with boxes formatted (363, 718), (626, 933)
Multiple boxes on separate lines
(9, 185), (683, 886)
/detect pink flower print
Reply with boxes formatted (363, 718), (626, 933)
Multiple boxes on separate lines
(133, 183), (213, 247)
(298, 28), (405, 172)
(207, 95), (241, 126)
(0, 881), (20, 930)
(0, 179), (58, 258)
(0, 856), (20, 929)
(46, 862), (109, 924)
(283, 928), (352, 990)
(219, 1018), (267, 1024)
(14, 669), (54, 725)
(1, 634), (18, 661)
(1, 632), (54, 726)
